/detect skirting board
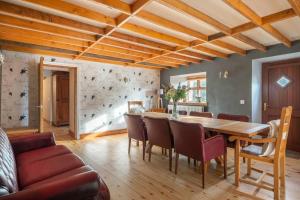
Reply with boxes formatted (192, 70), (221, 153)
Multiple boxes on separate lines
(80, 128), (127, 139)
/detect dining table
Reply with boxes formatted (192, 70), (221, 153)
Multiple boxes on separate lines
(136, 112), (270, 182)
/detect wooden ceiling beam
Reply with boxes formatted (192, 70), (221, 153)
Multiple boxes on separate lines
(121, 23), (190, 46)
(93, 44), (152, 58)
(164, 54), (200, 63)
(158, 0), (266, 51)
(210, 40), (246, 55)
(224, 0), (291, 47)
(158, 0), (231, 35)
(262, 8), (296, 24)
(100, 38), (162, 55)
(145, 59), (179, 68)
(0, 1), (104, 35)
(110, 32), (175, 51)
(152, 57), (189, 65)
(288, 0), (300, 17)
(0, 24), (89, 47)
(0, 33), (84, 52)
(177, 50), (214, 61)
(75, 0), (154, 59)
(23, 0), (116, 27)
(91, 0), (132, 15)
(0, 14), (96, 42)
(232, 33), (266, 52)
(87, 48), (144, 62)
(191, 45), (228, 58)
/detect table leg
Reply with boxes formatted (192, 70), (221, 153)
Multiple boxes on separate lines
(235, 139), (240, 186)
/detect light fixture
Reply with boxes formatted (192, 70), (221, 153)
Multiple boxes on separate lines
(219, 70), (229, 79)
(277, 76), (291, 88)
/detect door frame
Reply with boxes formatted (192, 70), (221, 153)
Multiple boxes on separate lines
(39, 57), (79, 139)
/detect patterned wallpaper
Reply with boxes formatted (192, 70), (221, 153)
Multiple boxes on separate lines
(0, 50), (160, 134)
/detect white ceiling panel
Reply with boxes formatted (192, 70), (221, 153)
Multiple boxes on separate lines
(180, 0), (250, 28)
(145, 1), (219, 35)
(272, 17), (300, 41)
(219, 36), (254, 50)
(242, 0), (291, 17)
(129, 16), (196, 42)
(200, 43), (234, 54)
(242, 27), (280, 46)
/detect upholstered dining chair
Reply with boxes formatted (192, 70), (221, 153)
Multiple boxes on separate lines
(124, 114), (148, 160)
(169, 120), (227, 188)
(190, 111), (213, 118)
(143, 116), (174, 171)
(230, 106), (292, 200)
(178, 110), (187, 115)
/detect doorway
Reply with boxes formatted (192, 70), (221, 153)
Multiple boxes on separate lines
(39, 57), (78, 139)
(262, 58), (300, 152)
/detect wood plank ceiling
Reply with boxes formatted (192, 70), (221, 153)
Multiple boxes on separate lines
(0, 0), (299, 70)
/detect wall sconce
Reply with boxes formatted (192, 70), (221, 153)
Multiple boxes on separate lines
(219, 70), (229, 79)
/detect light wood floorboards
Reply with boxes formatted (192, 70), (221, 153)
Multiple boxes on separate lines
(55, 133), (300, 200)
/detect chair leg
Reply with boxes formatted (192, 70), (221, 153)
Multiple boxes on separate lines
(175, 153), (179, 174)
(136, 140), (139, 146)
(247, 158), (251, 176)
(188, 157), (190, 165)
(274, 162), (280, 200)
(148, 144), (153, 162)
(194, 159), (197, 167)
(128, 137), (131, 155)
(142, 141), (146, 161)
(162, 148), (164, 155)
(201, 161), (206, 189)
(235, 140), (241, 187)
(280, 155), (286, 187)
(224, 150), (227, 179)
(169, 148), (172, 171)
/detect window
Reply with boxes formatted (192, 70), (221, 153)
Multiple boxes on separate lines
(185, 77), (207, 102)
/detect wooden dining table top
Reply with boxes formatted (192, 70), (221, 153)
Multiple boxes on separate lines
(136, 112), (270, 138)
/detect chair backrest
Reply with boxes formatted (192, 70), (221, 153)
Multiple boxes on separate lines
(0, 128), (18, 196)
(143, 117), (173, 148)
(217, 113), (249, 122)
(128, 101), (143, 113)
(190, 111), (213, 118)
(275, 106), (293, 158)
(178, 110), (187, 115)
(124, 114), (147, 141)
(169, 120), (205, 160)
(149, 108), (166, 113)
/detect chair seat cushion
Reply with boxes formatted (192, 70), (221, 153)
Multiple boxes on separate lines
(17, 145), (71, 166)
(242, 145), (263, 156)
(24, 166), (94, 189)
(17, 153), (85, 189)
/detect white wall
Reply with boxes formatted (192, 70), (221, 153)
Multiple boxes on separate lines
(1, 50), (160, 135)
(42, 70), (52, 122)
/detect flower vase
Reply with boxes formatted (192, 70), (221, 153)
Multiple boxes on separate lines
(172, 101), (178, 118)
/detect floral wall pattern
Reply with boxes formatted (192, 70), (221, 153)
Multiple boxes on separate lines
(0, 50), (160, 134)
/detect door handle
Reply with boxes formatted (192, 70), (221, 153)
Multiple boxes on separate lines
(263, 102), (268, 111)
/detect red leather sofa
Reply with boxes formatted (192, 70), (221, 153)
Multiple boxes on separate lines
(0, 128), (110, 200)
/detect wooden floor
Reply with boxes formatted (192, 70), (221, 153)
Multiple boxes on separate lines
(54, 132), (300, 200)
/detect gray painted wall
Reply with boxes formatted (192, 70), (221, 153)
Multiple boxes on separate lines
(160, 41), (300, 120)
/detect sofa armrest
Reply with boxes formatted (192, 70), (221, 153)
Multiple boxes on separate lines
(0, 171), (110, 200)
(9, 132), (56, 155)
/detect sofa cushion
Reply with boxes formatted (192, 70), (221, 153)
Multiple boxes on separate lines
(0, 128), (18, 195)
(17, 145), (71, 166)
(25, 166), (94, 189)
(18, 153), (85, 189)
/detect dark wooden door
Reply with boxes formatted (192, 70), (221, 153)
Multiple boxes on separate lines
(262, 58), (300, 152)
(54, 72), (69, 126)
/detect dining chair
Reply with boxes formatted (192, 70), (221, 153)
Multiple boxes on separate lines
(190, 111), (213, 118)
(169, 120), (227, 188)
(143, 116), (174, 171)
(230, 106), (292, 200)
(217, 113), (250, 163)
(124, 114), (148, 160)
(178, 110), (187, 115)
